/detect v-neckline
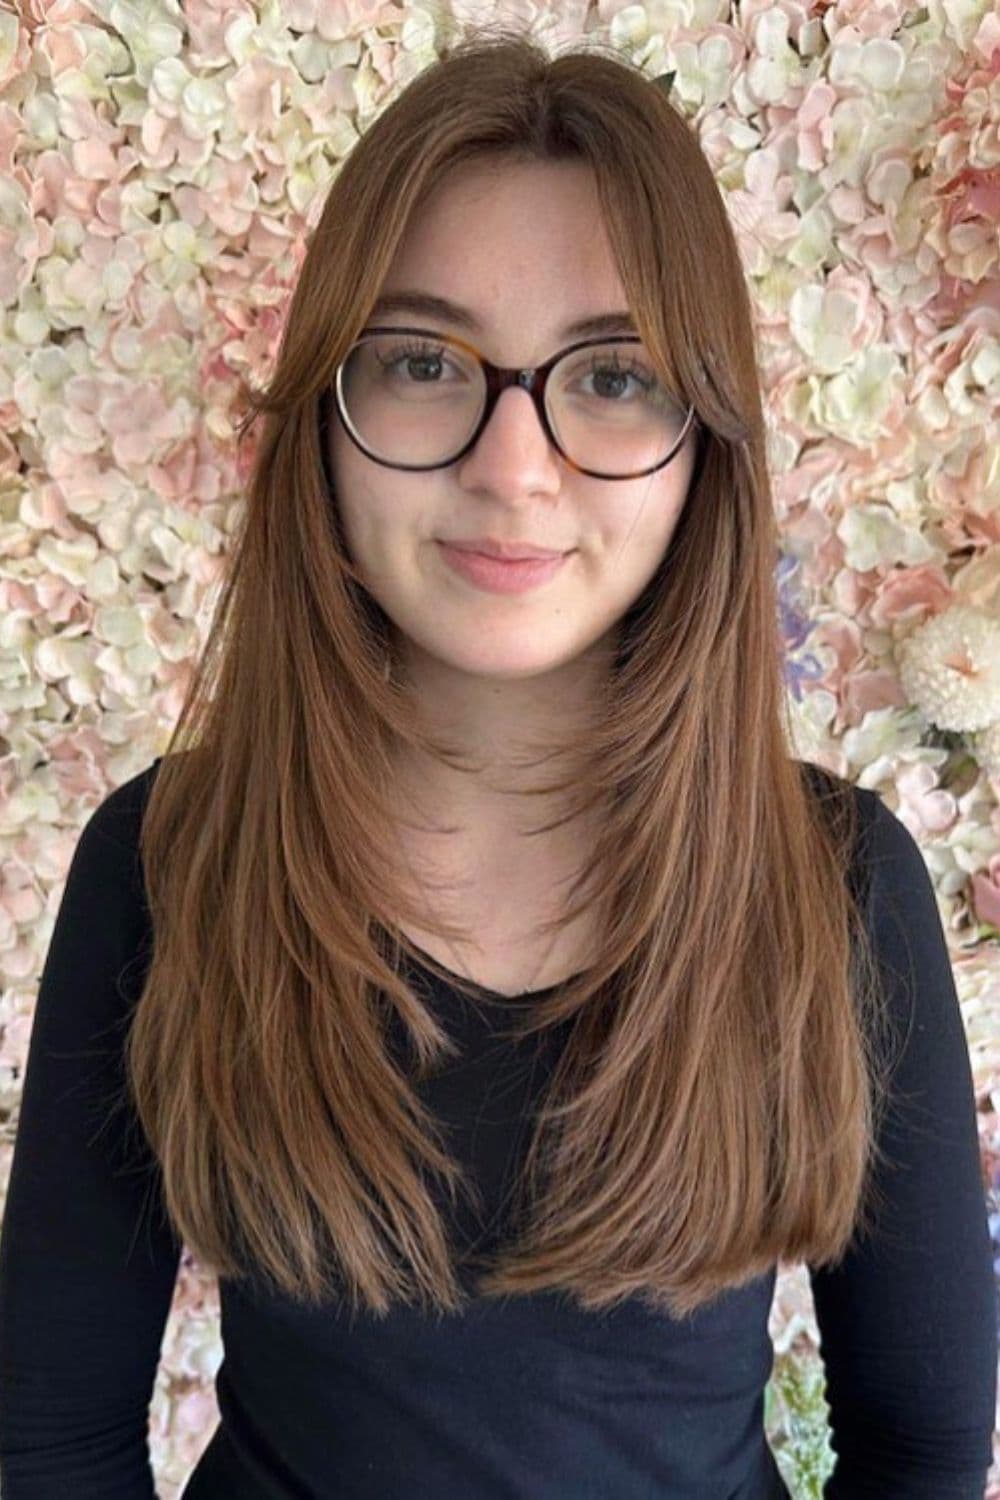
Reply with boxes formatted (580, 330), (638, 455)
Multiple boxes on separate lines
(402, 938), (580, 1004)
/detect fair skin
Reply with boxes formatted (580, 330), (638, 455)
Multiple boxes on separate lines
(327, 158), (698, 992)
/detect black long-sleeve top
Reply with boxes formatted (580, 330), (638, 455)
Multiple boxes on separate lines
(0, 758), (995, 1498)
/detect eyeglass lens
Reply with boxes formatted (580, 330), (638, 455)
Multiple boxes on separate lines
(337, 333), (690, 477)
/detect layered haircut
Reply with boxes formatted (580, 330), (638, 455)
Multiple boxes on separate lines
(124, 22), (899, 1322)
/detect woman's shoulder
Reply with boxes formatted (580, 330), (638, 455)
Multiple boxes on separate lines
(796, 759), (930, 877)
(796, 755), (882, 839)
(796, 756), (876, 807)
(82, 755), (166, 856)
(795, 759), (895, 924)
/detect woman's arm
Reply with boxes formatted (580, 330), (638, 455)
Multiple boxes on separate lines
(0, 767), (182, 1498)
(809, 789), (997, 1498)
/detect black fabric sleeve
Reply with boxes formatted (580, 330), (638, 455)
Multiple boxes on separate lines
(809, 789), (998, 1498)
(0, 767), (182, 1497)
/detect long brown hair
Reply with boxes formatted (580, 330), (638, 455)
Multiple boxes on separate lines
(124, 21), (898, 1322)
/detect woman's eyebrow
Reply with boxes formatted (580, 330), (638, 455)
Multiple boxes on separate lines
(368, 290), (637, 340)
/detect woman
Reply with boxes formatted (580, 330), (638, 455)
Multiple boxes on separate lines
(0, 23), (995, 1500)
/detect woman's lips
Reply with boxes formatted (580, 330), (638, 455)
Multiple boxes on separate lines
(436, 541), (571, 594)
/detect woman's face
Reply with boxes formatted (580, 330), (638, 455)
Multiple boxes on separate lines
(327, 158), (699, 687)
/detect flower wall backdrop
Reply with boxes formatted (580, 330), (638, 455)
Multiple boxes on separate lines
(0, 0), (998, 1496)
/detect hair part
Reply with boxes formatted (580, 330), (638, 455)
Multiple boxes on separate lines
(122, 20), (899, 1323)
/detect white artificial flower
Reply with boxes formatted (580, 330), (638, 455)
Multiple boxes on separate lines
(897, 603), (1000, 732)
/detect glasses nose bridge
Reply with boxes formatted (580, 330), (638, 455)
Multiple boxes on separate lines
(480, 353), (559, 435)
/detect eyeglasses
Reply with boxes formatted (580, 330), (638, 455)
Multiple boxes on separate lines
(327, 326), (699, 480)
